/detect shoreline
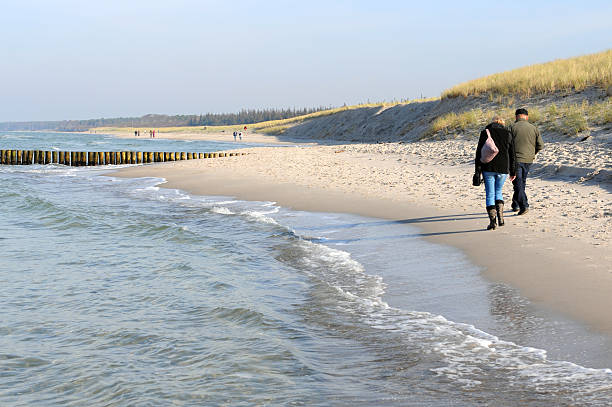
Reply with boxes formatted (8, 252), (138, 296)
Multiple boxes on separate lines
(105, 129), (318, 146)
(111, 142), (612, 336)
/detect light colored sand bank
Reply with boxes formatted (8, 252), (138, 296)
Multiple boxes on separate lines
(113, 141), (612, 335)
(107, 129), (312, 145)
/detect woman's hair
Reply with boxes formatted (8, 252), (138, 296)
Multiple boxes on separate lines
(491, 115), (505, 124)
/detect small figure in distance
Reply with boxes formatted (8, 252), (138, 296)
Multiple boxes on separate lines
(238, 132), (242, 141)
(233, 131), (237, 141)
(510, 108), (544, 216)
(475, 115), (517, 230)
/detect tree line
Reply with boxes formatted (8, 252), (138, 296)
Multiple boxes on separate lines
(0, 107), (332, 132)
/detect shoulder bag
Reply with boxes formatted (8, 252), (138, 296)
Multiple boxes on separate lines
(480, 128), (499, 164)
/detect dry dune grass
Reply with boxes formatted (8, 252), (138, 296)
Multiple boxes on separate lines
(442, 49), (612, 99)
(425, 99), (612, 139)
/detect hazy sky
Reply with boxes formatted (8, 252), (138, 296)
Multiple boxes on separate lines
(1, 0), (611, 122)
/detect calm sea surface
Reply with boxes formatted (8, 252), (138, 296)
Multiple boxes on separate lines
(1, 131), (611, 406)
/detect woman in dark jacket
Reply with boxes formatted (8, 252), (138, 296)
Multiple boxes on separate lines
(475, 116), (517, 230)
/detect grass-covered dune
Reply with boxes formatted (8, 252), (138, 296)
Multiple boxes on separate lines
(427, 97), (611, 139)
(424, 50), (612, 140)
(442, 49), (612, 99)
(268, 48), (611, 142)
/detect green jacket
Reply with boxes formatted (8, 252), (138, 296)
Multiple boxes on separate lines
(510, 118), (543, 163)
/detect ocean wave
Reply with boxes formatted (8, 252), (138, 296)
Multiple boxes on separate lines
(132, 186), (160, 193)
(0, 134), (31, 140)
(208, 306), (269, 328)
(0, 354), (51, 369)
(211, 206), (234, 215)
(12, 193), (93, 230)
(0, 164), (77, 176)
(274, 228), (612, 403)
(240, 207), (281, 225)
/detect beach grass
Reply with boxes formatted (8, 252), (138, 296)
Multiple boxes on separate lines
(442, 49), (612, 99)
(424, 99), (612, 139)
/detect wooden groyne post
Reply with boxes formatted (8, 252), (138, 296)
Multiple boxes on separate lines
(0, 149), (247, 166)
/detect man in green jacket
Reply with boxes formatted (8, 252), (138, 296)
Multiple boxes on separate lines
(509, 108), (544, 215)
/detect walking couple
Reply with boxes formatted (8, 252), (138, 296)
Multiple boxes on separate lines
(474, 108), (544, 230)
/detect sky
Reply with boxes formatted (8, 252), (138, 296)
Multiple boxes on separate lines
(1, 0), (611, 122)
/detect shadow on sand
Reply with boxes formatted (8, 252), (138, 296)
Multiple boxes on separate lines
(301, 212), (488, 244)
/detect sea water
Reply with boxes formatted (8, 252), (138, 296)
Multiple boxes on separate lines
(1, 131), (611, 406)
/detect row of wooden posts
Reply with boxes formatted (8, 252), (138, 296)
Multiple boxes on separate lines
(0, 150), (246, 166)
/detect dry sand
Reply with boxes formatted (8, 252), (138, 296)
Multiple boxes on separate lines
(113, 138), (612, 335)
(110, 129), (313, 145)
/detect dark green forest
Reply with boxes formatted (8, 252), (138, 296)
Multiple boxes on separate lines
(0, 107), (331, 131)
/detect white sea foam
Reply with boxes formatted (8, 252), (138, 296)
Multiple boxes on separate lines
(210, 200), (239, 205)
(211, 206), (234, 215)
(241, 210), (280, 225)
(133, 186), (160, 193)
(2, 135), (27, 140)
(18, 165), (74, 175)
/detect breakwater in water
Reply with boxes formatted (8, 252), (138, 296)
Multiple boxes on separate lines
(0, 149), (246, 166)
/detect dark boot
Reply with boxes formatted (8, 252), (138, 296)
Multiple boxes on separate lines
(486, 206), (497, 230)
(495, 200), (505, 226)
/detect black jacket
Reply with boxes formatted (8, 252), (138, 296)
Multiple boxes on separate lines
(475, 122), (517, 176)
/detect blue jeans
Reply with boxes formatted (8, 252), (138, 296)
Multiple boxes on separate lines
(483, 172), (507, 207)
(512, 162), (531, 210)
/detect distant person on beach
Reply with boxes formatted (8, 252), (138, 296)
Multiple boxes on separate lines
(510, 108), (544, 216)
(238, 132), (242, 141)
(475, 116), (517, 230)
(134, 130), (137, 137)
(233, 131), (237, 141)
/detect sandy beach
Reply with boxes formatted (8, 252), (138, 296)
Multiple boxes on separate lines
(112, 134), (612, 336)
(110, 129), (314, 145)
